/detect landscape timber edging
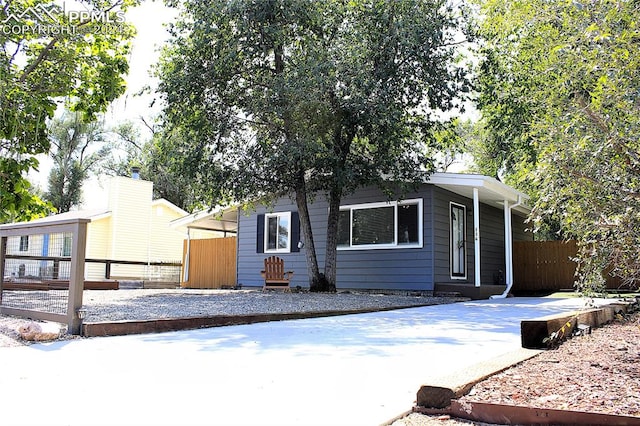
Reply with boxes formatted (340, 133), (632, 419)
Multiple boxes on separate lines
(520, 301), (632, 349)
(414, 400), (640, 426)
(415, 348), (542, 409)
(81, 304), (434, 337)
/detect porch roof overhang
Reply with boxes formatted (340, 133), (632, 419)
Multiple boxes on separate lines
(427, 173), (531, 216)
(170, 205), (239, 234)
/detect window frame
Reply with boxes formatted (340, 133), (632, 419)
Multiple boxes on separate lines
(264, 211), (292, 253)
(19, 235), (29, 252)
(450, 202), (467, 280)
(337, 199), (423, 250)
(62, 234), (72, 257)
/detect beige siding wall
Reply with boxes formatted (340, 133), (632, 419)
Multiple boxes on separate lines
(149, 202), (186, 263)
(108, 177), (153, 278)
(189, 229), (226, 239)
(2, 177), (189, 282)
(6, 234), (44, 256)
(85, 217), (112, 280)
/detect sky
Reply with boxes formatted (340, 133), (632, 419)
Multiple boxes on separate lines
(105, 0), (177, 125)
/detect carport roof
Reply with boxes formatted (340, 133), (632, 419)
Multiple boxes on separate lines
(170, 205), (238, 233)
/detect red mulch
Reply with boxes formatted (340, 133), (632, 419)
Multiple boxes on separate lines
(459, 310), (640, 417)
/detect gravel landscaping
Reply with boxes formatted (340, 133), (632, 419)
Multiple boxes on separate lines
(80, 289), (464, 321)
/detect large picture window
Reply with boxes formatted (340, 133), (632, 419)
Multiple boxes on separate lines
(450, 202), (466, 279)
(337, 199), (422, 250)
(265, 212), (291, 253)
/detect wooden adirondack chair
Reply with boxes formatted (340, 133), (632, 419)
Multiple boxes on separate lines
(261, 256), (293, 291)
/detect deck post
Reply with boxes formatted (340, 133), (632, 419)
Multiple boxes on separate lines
(67, 220), (88, 335)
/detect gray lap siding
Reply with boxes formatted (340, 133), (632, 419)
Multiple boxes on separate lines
(237, 186), (435, 291)
(236, 184), (530, 291)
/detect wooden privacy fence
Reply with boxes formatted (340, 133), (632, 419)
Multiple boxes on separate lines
(513, 240), (624, 292)
(181, 237), (237, 289)
(513, 241), (577, 292)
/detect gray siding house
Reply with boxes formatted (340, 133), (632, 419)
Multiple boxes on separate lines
(174, 173), (532, 298)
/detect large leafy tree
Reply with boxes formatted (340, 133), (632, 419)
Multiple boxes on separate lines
(0, 0), (137, 222)
(158, 0), (470, 290)
(44, 111), (110, 212)
(474, 0), (640, 291)
(100, 121), (197, 211)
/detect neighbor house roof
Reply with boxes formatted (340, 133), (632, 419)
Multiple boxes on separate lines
(11, 209), (112, 226)
(151, 198), (189, 216)
(0, 209), (111, 234)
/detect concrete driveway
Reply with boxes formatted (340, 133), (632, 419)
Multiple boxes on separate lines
(0, 297), (599, 426)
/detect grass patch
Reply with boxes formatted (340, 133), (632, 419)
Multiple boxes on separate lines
(544, 291), (640, 299)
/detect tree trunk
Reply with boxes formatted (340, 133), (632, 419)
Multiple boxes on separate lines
(322, 186), (340, 292)
(294, 177), (327, 291)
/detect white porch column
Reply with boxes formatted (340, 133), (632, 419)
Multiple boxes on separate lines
(183, 228), (191, 283)
(473, 188), (481, 287)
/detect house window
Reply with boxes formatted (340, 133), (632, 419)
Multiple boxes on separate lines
(337, 199), (423, 250)
(19, 236), (29, 252)
(450, 203), (466, 279)
(62, 234), (72, 257)
(265, 212), (291, 253)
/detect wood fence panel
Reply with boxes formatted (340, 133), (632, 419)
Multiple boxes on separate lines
(181, 237), (237, 289)
(513, 240), (626, 292)
(513, 240), (577, 292)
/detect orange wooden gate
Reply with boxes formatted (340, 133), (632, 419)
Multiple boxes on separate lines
(181, 237), (237, 289)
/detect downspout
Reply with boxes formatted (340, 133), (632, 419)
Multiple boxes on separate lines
(492, 195), (524, 299)
(473, 188), (481, 287)
(183, 228), (191, 284)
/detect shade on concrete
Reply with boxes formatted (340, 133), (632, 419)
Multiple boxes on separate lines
(0, 297), (606, 426)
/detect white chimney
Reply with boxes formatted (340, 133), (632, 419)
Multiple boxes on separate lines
(131, 166), (141, 180)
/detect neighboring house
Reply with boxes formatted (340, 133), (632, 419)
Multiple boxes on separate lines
(175, 173), (533, 298)
(4, 176), (188, 282)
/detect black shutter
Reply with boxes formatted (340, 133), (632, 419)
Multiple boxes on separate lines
(291, 211), (300, 252)
(256, 214), (264, 253)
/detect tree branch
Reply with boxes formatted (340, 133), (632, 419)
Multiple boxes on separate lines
(18, 1), (123, 82)
(139, 116), (156, 136)
(19, 36), (62, 83)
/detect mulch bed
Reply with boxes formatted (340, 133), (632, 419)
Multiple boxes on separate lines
(458, 310), (640, 418)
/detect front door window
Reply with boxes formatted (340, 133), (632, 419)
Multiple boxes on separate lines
(451, 203), (466, 278)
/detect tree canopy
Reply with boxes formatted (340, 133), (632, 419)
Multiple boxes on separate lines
(157, 0), (470, 290)
(44, 111), (111, 212)
(99, 120), (198, 211)
(474, 0), (640, 291)
(0, 0), (137, 222)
